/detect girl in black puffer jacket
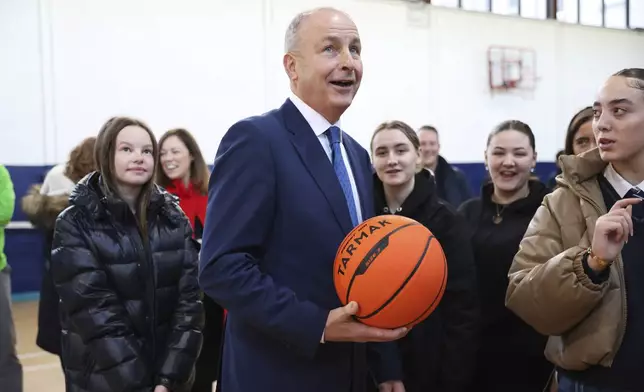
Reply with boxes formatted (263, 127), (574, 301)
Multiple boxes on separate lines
(51, 116), (204, 392)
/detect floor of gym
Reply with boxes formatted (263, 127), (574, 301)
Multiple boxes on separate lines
(13, 300), (216, 392)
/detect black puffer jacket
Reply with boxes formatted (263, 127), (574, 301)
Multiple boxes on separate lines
(51, 172), (204, 392)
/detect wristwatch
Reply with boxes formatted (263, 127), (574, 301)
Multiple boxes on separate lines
(587, 247), (612, 269)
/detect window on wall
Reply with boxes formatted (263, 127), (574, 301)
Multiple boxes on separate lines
(428, 0), (641, 30)
(491, 0), (547, 18)
(632, 0), (644, 28)
(580, 0), (603, 27)
(556, 0), (578, 23)
(520, 0), (547, 19)
(431, 0), (459, 7)
(462, 0), (490, 12)
(492, 0), (519, 15)
(604, 0), (626, 29)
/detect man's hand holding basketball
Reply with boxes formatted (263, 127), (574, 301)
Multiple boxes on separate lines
(323, 301), (408, 342)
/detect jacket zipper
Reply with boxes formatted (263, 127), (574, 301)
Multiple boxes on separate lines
(140, 232), (157, 362)
(130, 217), (157, 363)
(578, 193), (627, 366)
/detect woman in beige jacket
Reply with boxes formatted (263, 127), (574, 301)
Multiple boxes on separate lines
(506, 68), (644, 392)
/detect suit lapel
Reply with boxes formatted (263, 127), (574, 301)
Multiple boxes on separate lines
(281, 99), (354, 233)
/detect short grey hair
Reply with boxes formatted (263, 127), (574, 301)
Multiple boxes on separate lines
(284, 11), (309, 52)
(284, 7), (347, 53)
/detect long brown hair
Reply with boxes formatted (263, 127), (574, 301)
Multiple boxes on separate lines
(94, 116), (158, 238)
(64, 136), (97, 182)
(157, 128), (210, 195)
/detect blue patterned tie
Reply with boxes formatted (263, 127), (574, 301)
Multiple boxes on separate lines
(327, 126), (359, 227)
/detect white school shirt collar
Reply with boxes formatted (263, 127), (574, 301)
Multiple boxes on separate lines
(289, 94), (343, 143)
(603, 163), (644, 198)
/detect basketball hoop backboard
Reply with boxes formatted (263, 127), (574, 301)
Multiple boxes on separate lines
(488, 45), (538, 97)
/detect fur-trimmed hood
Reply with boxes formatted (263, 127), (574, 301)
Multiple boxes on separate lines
(21, 184), (70, 230)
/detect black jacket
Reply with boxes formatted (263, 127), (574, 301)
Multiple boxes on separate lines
(458, 180), (552, 391)
(369, 170), (480, 392)
(51, 172), (204, 392)
(433, 155), (473, 208)
(21, 183), (70, 355)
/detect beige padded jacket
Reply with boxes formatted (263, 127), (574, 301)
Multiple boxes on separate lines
(505, 148), (627, 371)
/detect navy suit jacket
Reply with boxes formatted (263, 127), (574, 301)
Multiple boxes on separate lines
(199, 99), (376, 392)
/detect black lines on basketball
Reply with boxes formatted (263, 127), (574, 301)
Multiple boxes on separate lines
(333, 215), (447, 329)
(344, 222), (417, 304)
(356, 234), (434, 321)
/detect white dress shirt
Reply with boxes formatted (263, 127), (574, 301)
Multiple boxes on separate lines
(603, 164), (644, 197)
(289, 94), (363, 345)
(289, 94), (363, 224)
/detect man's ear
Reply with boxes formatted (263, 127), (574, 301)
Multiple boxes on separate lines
(283, 53), (297, 82)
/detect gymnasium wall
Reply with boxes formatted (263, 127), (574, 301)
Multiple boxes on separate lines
(2, 0), (644, 293)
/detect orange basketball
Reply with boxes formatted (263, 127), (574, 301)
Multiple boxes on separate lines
(333, 215), (447, 329)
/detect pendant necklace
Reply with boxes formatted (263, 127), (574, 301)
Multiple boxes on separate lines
(493, 203), (507, 224)
(383, 206), (402, 214)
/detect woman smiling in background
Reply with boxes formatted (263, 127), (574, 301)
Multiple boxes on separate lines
(158, 128), (224, 392)
(459, 120), (552, 392)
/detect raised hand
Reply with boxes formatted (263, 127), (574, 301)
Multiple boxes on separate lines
(590, 197), (642, 270)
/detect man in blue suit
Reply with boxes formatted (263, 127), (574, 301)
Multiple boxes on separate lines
(199, 7), (407, 392)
